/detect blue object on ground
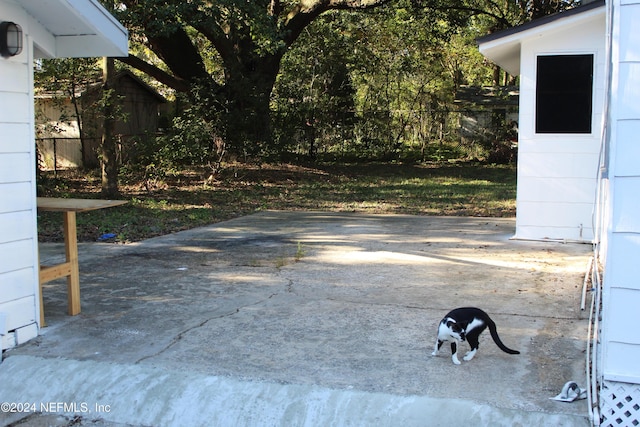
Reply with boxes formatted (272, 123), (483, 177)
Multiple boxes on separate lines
(98, 233), (117, 241)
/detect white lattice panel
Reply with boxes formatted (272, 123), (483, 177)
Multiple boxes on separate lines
(601, 380), (640, 427)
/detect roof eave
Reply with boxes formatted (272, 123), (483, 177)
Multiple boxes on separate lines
(21, 0), (128, 59)
(476, 0), (605, 76)
(478, 42), (522, 76)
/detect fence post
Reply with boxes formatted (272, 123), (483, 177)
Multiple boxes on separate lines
(52, 137), (58, 177)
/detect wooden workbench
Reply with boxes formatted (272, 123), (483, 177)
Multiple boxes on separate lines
(37, 197), (127, 325)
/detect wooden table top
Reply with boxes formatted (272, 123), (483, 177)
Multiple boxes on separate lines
(37, 197), (128, 212)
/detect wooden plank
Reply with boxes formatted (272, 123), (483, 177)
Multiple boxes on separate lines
(39, 262), (73, 283)
(37, 198), (127, 322)
(63, 211), (81, 315)
(37, 197), (127, 212)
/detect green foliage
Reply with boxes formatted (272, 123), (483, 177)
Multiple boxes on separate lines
(273, 1), (489, 162)
(120, 83), (230, 186)
(40, 0), (582, 170)
(123, 114), (217, 183)
(34, 58), (103, 140)
(34, 58), (102, 91)
(269, 0), (580, 162)
(273, 11), (357, 160)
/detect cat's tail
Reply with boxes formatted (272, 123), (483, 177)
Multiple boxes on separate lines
(488, 319), (520, 355)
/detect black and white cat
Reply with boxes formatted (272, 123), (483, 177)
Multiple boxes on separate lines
(432, 307), (520, 364)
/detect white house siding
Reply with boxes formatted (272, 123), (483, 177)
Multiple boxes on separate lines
(601, 0), (640, 386)
(515, 12), (606, 242)
(0, 1), (126, 355)
(597, 0), (640, 424)
(0, 1), (40, 351)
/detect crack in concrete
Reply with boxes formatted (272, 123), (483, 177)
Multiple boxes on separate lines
(134, 293), (279, 364)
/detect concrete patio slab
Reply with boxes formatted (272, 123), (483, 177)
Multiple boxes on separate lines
(0, 212), (593, 426)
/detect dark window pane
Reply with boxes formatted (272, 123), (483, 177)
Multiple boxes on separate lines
(536, 54), (593, 134)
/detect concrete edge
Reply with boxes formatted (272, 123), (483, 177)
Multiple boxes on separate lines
(0, 355), (589, 427)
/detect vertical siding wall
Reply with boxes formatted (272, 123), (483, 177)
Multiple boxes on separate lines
(602, 0), (640, 383)
(515, 14), (606, 241)
(0, 1), (40, 350)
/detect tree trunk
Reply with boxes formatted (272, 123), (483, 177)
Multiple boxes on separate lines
(101, 57), (119, 198)
(220, 56), (281, 156)
(115, 0), (395, 158)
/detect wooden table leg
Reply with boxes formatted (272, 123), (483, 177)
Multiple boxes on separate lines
(63, 211), (81, 315)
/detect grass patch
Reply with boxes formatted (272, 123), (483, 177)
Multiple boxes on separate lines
(37, 162), (516, 243)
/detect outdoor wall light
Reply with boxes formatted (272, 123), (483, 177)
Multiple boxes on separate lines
(0, 21), (23, 58)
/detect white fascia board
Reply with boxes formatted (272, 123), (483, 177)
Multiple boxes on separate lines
(54, 32), (128, 58)
(478, 4), (605, 76)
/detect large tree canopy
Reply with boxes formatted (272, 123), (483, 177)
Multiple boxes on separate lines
(109, 0), (579, 157)
(114, 0), (394, 152)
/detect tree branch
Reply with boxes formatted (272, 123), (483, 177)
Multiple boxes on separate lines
(437, 5), (512, 28)
(146, 26), (212, 84)
(282, 0), (393, 47)
(269, 0), (281, 16)
(327, 0), (393, 8)
(117, 54), (190, 92)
